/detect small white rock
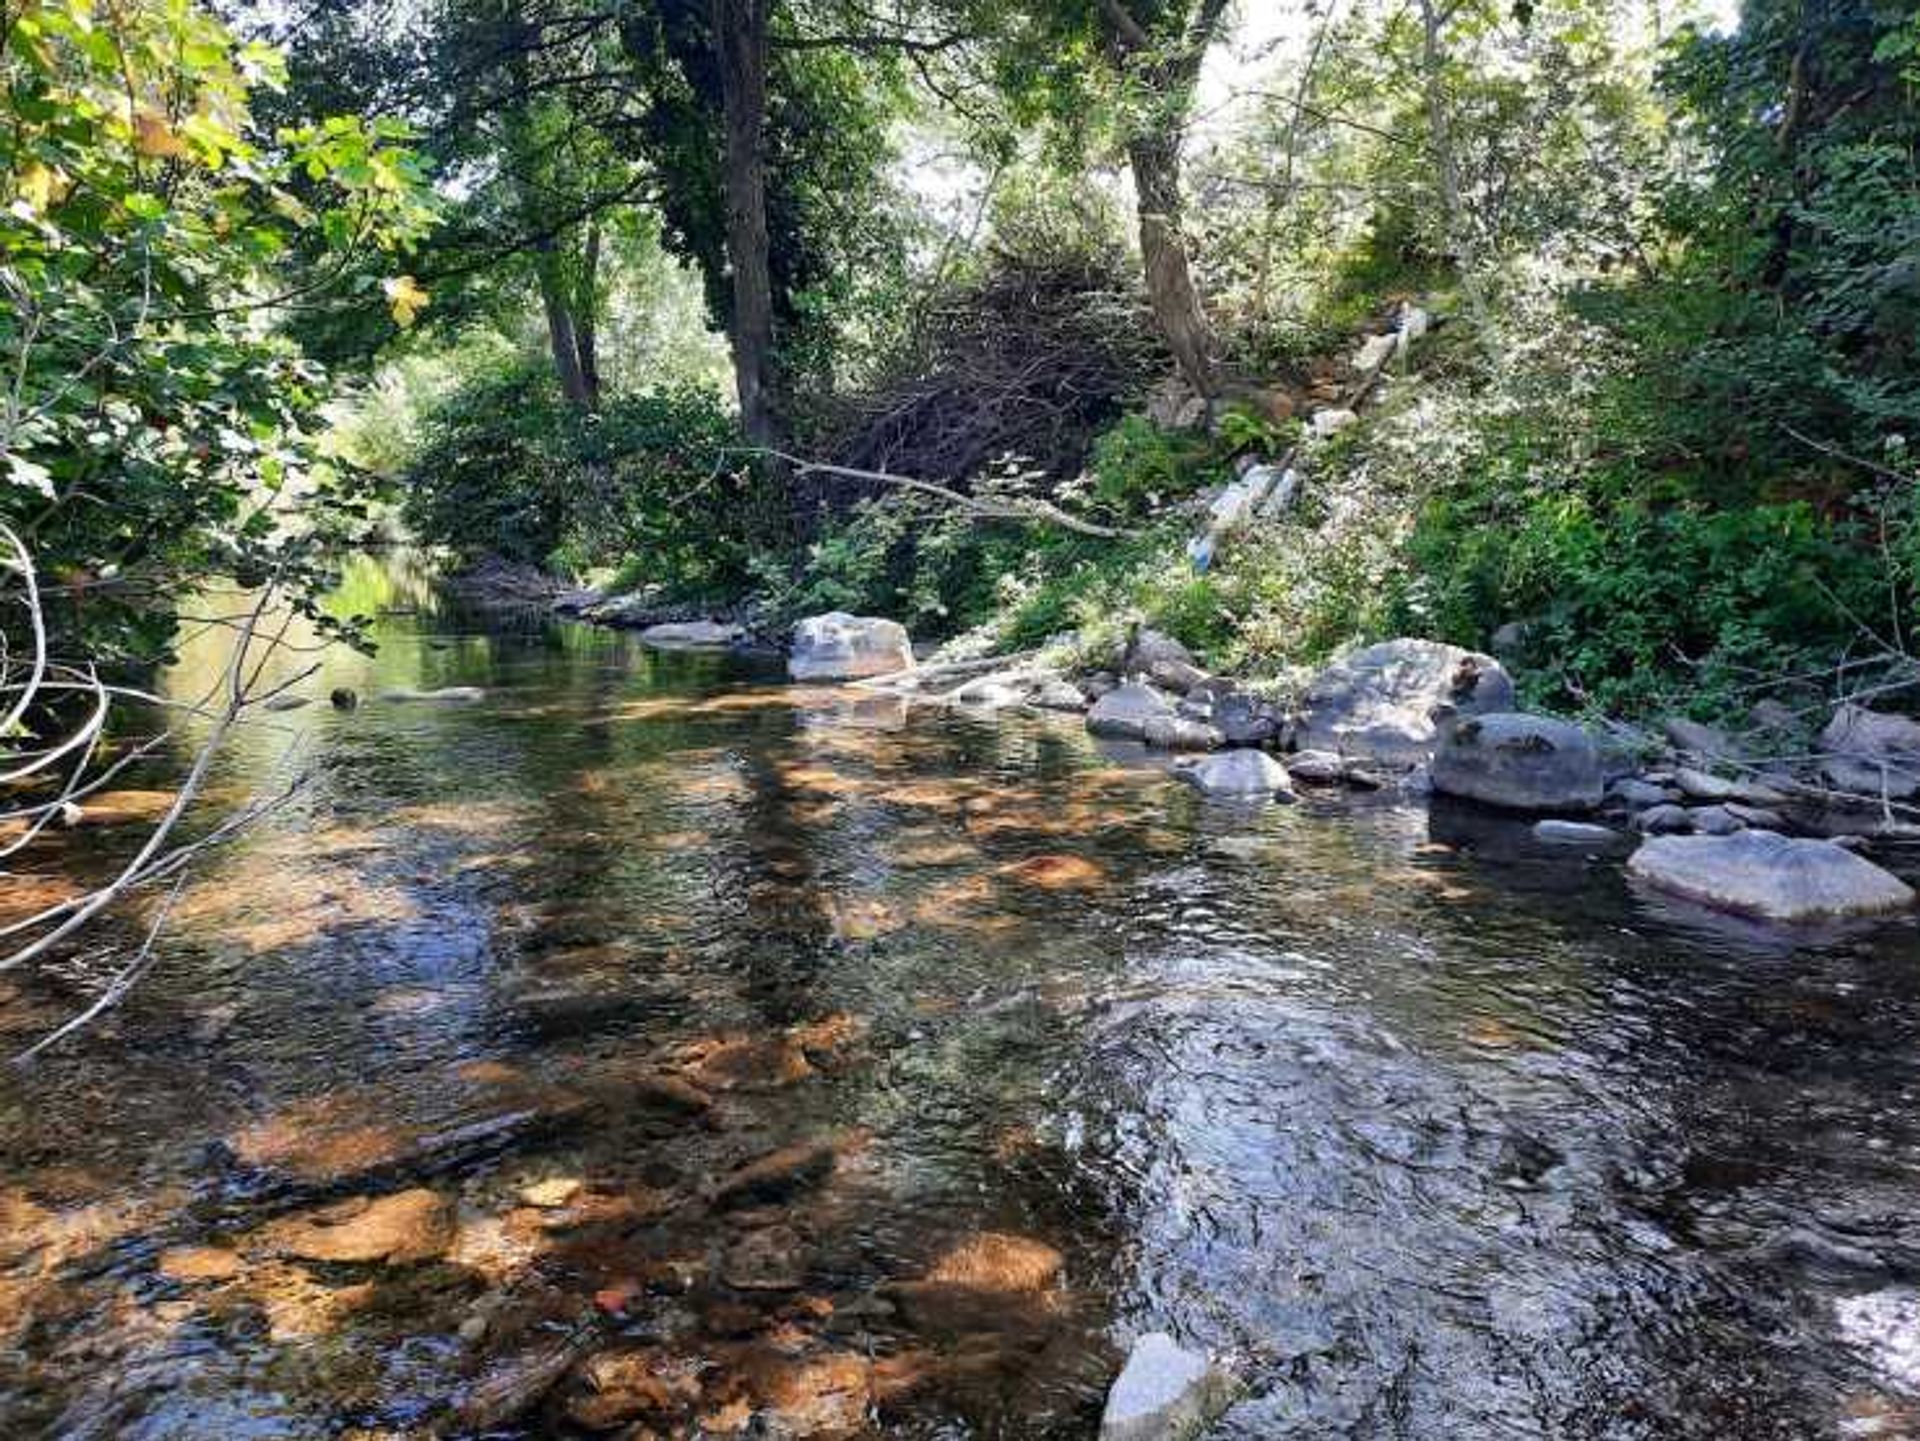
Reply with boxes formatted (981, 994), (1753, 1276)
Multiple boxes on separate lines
(1100, 1332), (1238, 1441)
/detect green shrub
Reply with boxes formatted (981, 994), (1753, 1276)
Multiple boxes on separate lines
(401, 367), (758, 597)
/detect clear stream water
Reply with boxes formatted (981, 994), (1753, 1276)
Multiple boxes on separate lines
(6, 555), (1920, 1438)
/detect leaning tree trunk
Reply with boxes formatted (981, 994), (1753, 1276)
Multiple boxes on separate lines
(711, 0), (778, 446)
(1128, 132), (1217, 401)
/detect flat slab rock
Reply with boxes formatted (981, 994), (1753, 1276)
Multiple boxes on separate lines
(1628, 831), (1915, 922)
(638, 619), (742, 649)
(1100, 1332), (1239, 1441)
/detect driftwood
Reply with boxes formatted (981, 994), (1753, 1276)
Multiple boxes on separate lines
(758, 450), (1136, 539)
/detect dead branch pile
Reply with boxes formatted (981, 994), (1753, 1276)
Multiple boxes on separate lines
(814, 255), (1167, 510)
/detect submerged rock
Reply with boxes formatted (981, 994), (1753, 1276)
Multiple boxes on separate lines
(1086, 682), (1176, 741)
(1299, 639), (1512, 768)
(157, 1245), (241, 1282)
(712, 1141), (836, 1209)
(1532, 820), (1620, 847)
(380, 686), (486, 704)
(1627, 832), (1915, 921)
(259, 1187), (454, 1265)
(1177, 750), (1293, 799)
(1431, 714), (1604, 813)
(1099, 1332), (1238, 1441)
(788, 612), (914, 682)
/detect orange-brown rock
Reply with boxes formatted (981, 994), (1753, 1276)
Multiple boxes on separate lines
(258, 1188), (453, 1265)
(997, 854), (1106, 891)
(157, 1245), (242, 1282)
(923, 1232), (1064, 1292)
(565, 1347), (702, 1431)
(682, 1034), (815, 1092)
(712, 1142), (836, 1209)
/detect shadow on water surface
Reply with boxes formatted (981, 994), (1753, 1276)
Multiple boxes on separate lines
(3, 555), (1920, 1437)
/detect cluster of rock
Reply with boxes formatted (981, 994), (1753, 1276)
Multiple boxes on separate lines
(778, 611), (1918, 926)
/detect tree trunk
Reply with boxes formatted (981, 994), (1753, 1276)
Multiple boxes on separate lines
(711, 0), (778, 445)
(535, 244), (593, 409)
(1418, 0), (1495, 352)
(575, 222), (602, 408)
(1128, 132), (1217, 400)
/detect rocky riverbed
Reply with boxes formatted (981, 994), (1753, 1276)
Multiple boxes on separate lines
(9, 561), (1920, 1438)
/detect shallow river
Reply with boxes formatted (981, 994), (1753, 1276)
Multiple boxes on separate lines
(6, 556), (1920, 1438)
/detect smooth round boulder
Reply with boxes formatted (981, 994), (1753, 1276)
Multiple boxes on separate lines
(1431, 713), (1604, 812)
(1627, 831), (1915, 922)
(1299, 639), (1513, 768)
(1177, 750), (1293, 798)
(1086, 682), (1175, 741)
(787, 612), (913, 682)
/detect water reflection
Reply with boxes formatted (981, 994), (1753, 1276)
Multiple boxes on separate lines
(1, 557), (1919, 1436)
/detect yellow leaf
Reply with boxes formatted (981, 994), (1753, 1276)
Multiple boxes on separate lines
(16, 163), (68, 213)
(383, 274), (429, 327)
(133, 111), (189, 159)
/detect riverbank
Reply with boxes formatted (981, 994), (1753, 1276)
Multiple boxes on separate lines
(521, 573), (1920, 930)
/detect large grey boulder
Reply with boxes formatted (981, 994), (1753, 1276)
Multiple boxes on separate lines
(1087, 683), (1176, 741)
(1099, 1332), (1239, 1441)
(1820, 704), (1920, 800)
(1177, 750), (1293, 798)
(1211, 692), (1281, 747)
(1628, 831), (1915, 921)
(1299, 639), (1513, 767)
(787, 612), (913, 682)
(1430, 713), (1604, 812)
(638, 619), (741, 649)
(1122, 628), (1208, 695)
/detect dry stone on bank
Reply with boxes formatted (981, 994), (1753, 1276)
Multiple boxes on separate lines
(1298, 640), (1513, 768)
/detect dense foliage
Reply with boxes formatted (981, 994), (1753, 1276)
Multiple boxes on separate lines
(400, 364), (756, 595)
(10, 0), (1917, 722)
(0, 0), (431, 663)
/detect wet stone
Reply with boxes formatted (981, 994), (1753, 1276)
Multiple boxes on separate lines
(157, 1245), (242, 1282)
(712, 1142), (837, 1209)
(258, 1187), (455, 1265)
(723, 1224), (808, 1291)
